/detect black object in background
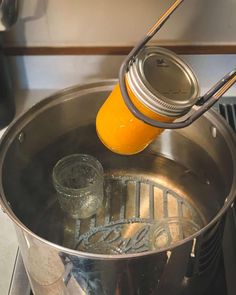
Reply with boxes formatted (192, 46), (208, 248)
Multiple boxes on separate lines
(0, 0), (18, 128)
(0, 39), (15, 128)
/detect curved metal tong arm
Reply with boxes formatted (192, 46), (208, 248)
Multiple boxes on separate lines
(118, 0), (236, 129)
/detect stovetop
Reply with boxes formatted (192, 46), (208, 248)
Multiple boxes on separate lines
(7, 98), (236, 295)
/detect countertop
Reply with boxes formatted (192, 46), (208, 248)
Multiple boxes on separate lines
(0, 89), (55, 295)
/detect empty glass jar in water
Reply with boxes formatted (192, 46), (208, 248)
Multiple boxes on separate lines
(52, 154), (104, 219)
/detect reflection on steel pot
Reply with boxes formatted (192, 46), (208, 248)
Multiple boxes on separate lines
(0, 80), (236, 295)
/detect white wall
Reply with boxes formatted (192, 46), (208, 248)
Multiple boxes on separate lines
(9, 54), (236, 96)
(5, 1), (236, 95)
(4, 0), (236, 46)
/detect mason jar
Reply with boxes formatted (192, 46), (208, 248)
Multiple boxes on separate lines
(96, 47), (200, 155)
(52, 154), (104, 219)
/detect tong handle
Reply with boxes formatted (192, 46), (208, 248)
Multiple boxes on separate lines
(197, 69), (236, 106)
(121, 0), (184, 66)
(172, 69), (236, 129)
(118, 0), (236, 129)
(122, 67), (236, 129)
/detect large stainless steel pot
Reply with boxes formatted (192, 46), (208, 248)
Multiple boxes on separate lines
(0, 80), (236, 295)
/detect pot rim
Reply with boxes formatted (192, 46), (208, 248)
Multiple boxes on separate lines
(0, 79), (236, 260)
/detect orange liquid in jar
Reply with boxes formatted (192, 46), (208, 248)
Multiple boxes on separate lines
(96, 82), (175, 155)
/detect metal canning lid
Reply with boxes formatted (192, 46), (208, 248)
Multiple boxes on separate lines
(126, 46), (200, 117)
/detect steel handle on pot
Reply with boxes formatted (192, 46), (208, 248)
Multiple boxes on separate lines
(119, 0), (236, 129)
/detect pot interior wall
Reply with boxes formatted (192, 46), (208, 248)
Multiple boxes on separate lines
(1, 83), (233, 251)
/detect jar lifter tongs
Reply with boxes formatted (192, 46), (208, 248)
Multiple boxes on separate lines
(119, 0), (236, 129)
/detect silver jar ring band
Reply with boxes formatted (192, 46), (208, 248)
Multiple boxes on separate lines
(118, 0), (236, 129)
(120, 65), (236, 129)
